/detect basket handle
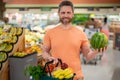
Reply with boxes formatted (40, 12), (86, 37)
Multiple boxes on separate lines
(55, 58), (62, 67)
(43, 60), (54, 77)
(43, 58), (63, 77)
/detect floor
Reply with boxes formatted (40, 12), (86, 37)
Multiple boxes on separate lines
(81, 40), (120, 80)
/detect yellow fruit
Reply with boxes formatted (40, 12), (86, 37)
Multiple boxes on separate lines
(53, 69), (63, 78)
(65, 73), (73, 79)
(58, 75), (64, 79)
(13, 52), (26, 57)
(62, 68), (73, 76)
(53, 69), (62, 75)
(13, 53), (18, 56)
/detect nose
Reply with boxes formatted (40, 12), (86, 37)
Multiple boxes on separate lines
(64, 13), (68, 17)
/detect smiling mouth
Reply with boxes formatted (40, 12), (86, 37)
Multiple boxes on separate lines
(63, 17), (70, 19)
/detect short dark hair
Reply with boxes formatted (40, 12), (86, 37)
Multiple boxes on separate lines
(58, 0), (74, 12)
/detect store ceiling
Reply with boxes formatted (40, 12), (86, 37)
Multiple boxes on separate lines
(5, 0), (120, 9)
(7, 0), (120, 4)
(6, 4), (120, 9)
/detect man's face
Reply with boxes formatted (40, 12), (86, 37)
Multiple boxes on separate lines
(58, 6), (74, 25)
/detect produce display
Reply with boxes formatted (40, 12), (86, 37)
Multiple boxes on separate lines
(9, 26), (23, 36)
(0, 25), (23, 70)
(0, 52), (8, 70)
(10, 27), (23, 36)
(0, 52), (8, 63)
(25, 29), (43, 54)
(72, 14), (89, 25)
(0, 43), (13, 52)
(90, 32), (108, 50)
(11, 45), (42, 57)
(24, 47), (35, 54)
(24, 45), (42, 54)
(5, 44), (13, 52)
(25, 29), (43, 46)
(0, 27), (23, 43)
(31, 45), (42, 54)
(12, 51), (28, 57)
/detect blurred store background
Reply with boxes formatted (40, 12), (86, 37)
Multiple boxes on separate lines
(0, 0), (120, 80)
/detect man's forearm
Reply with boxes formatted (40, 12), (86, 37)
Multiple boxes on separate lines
(42, 52), (51, 60)
(82, 46), (98, 61)
(42, 45), (52, 60)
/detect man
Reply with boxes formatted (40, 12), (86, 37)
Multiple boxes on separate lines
(42, 1), (106, 80)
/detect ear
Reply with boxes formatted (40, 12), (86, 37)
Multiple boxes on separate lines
(72, 12), (74, 17)
(72, 13), (74, 17)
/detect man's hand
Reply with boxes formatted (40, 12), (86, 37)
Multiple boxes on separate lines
(47, 56), (58, 64)
(82, 45), (107, 61)
(42, 52), (58, 64)
(41, 45), (58, 64)
(99, 46), (107, 54)
(93, 46), (107, 54)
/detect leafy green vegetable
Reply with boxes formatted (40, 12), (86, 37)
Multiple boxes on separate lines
(24, 65), (46, 80)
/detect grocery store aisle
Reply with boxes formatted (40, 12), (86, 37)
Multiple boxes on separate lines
(81, 40), (120, 80)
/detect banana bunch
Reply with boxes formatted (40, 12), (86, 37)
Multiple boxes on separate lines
(10, 27), (17, 36)
(52, 68), (74, 80)
(13, 52), (27, 57)
(0, 52), (8, 63)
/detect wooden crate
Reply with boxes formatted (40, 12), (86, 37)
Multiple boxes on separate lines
(0, 61), (9, 80)
(0, 28), (25, 80)
(113, 27), (120, 50)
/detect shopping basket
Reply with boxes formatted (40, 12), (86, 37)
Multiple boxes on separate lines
(40, 58), (75, 80)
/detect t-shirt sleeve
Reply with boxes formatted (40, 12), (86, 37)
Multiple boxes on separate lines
(43, 31), (51, 49)
(81, 31), (89, 47)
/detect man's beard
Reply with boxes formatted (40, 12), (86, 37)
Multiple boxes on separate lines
(60, 17), (72, 25)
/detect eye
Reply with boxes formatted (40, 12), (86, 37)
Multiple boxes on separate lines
(67, 12), (71, 14)
(61, 12), (65, 14)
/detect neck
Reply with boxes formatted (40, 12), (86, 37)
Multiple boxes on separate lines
(60, 23), (72, 29)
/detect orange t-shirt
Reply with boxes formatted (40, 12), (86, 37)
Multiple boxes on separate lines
(43, 26), (89, 78)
